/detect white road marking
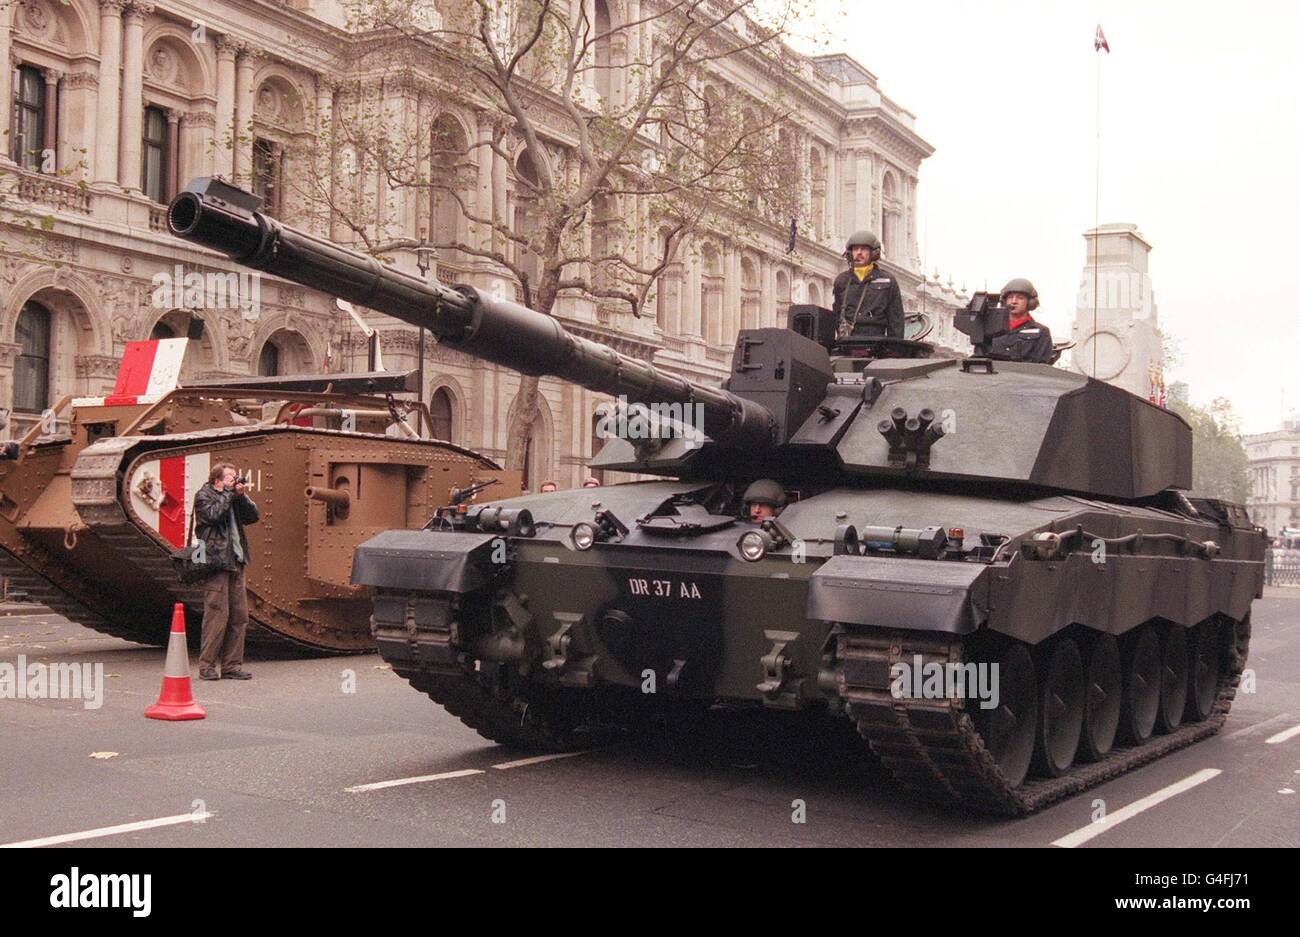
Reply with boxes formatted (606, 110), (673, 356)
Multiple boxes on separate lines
(345, 768), (484, 792)
(0, 811), (212, 848)
(1265, 723), (1300, 745)
(491, 751), (588, 771)
(1051, 768), (1222, 848)
(1224, 712), (1293, 740)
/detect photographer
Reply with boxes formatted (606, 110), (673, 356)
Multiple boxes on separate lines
(193, 462), (259, 681)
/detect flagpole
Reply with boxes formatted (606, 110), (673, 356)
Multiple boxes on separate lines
(1093, 31), (1101, 378)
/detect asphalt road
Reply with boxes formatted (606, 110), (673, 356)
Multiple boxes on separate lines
(0, 590), (1296, 848)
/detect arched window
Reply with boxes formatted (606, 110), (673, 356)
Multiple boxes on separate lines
(429, 116), (469, 258)
(142, 106), (169, 203)
(513, 149), (542, 292)
(257, 342), (280, 377)
(741, 257), (759, 330)
(12, 66), (46, 170)
(429, 387), (453, 441)
(14, 301), (52, 413)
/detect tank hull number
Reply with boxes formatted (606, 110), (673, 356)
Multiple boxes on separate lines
(626, 577), (703, 599)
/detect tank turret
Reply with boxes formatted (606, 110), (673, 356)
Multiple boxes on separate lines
(170, 178), (1188, 502)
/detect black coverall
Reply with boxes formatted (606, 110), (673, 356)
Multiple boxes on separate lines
(987, 318), (1054, 363)
(831, 267), (905, 339)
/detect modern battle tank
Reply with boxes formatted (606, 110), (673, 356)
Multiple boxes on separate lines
(169, 177), (1264, 814)
(0, 334), (516, 653)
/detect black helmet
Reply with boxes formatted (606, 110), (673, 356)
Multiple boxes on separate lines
(1000, 277), (1039, 311)
(845, 230), (882, 262)
(743, 479), (787, 508)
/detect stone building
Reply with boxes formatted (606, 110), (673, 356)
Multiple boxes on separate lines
(0, 0), (962, 486)
(1070, 223), (1164, 400)
(1244, 415), (1300, 537)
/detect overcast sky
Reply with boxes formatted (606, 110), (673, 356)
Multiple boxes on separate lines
(806, 0), (1299, 433)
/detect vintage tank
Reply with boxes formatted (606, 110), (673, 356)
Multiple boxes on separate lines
(168, 177), (1264, 813)
(0, 337), (517, 654)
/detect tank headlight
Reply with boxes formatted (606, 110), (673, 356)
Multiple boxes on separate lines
(571, 522), (597, 551)
(739, 530), (772, 562)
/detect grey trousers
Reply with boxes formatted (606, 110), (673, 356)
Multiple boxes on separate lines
(199, 566), (248, 671)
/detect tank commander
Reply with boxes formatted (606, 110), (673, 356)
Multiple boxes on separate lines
(988, 278), (1054, 364)
(539, 480), (559, 493)
(831, 231), (905, 340)
(742, 479), (787, 524)
(582, 477), (601, 488)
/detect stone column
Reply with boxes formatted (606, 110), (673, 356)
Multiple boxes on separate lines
(118, 1), (152, 192)
(182, 110), (215, 180)
(854, 150), (871, 235)
(415, 93), (432, 242)
(761, 256), (776, 327)
(233, 46), (258, 186)
(93, 0), (126, 186)
(165, 109), (181, 202)
(0, 2), (12, 164)
(827, 147), (839, 242)
(41, 69), (61, 168)
(60, 72), (98, 179)
(718, 243), (733, 342)
(313, 77), (335, 236)
(684, 244), (702, 338)
(473, 112), (494, 248)
(625, 0), (642, 105)
(214, 36), (238, 179)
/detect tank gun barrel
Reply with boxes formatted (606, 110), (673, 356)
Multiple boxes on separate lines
(167, 178), (775, 449)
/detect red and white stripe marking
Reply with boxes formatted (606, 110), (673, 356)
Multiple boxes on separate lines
(74, 338), (187, 408)
(128, 451), (211, 549)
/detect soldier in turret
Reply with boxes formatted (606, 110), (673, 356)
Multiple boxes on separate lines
(988, 278), (1054, 364)
(831, 231), (905, 340)
(742, 479), (787, 523)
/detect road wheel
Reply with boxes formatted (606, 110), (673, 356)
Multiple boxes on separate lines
(1157, 624), (1189, 733)
(1079, 633), (1121, 762)
(1031, 638), (1084, 777)
(1119, 623), (1161, 745)
(973, 642), (1037, 789)
(1185, 620), (1221, 723)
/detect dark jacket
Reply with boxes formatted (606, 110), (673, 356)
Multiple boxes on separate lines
(832, 266), (905, 339)
(987, 318), (1054, 363)
(193, 482), (259, 572)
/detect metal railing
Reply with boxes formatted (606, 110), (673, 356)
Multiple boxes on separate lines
(1264, 549), (1300, 586)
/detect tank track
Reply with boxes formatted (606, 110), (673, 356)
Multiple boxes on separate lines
(375, 594), (626, 751)
(836, 622), (1246, 816)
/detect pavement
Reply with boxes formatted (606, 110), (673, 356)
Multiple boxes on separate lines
(0, 589), (1296, 848)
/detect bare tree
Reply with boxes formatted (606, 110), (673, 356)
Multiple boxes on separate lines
(296, 0), (812, 471)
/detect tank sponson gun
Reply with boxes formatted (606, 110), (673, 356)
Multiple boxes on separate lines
(167, 178), (777, 450)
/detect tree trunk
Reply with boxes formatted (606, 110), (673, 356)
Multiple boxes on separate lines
(502, 261), (561, 478)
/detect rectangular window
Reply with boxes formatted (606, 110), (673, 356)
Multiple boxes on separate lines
(253, 138), (282, 216)
(12, 66), (46, 170)
(142, 106), (168, 202)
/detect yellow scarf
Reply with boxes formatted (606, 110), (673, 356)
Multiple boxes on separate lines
(853, 263), (875, 282)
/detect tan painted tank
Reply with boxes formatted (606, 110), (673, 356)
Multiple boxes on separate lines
(0, 343), (518, 654)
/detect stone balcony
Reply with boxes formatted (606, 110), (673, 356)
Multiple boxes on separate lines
(7, 167), (94, 215)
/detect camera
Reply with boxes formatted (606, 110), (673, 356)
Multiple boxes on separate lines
(233, 476), (248, 486)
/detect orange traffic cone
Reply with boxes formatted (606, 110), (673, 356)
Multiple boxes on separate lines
(144, 604), (206, 721)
